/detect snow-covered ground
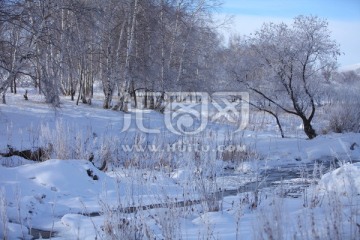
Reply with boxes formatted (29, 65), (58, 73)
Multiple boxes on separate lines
(1, 91), (360, 239)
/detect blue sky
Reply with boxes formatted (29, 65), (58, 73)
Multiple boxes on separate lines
(216, 0), (360, 67)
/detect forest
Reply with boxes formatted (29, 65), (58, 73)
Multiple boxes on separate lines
(1, 0), (359, 137)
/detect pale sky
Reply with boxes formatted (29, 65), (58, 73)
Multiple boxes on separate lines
(216, 0), (360, 68)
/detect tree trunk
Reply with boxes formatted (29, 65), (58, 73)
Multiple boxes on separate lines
(76, 73), (83, 106)
(268, 111), (285, 138)
(10, 81), (13, 93)
(13, 77), (17, 94)
(118, 0), (138, 111)
(302, 119), (317, 139)
(103, 84), (113, 109)
(70, 69), (75, 101)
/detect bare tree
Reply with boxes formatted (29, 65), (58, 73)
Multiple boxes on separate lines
(112, 0), (138, 111)
(230, 15), (340, 139)
(0, 0), (223, 108)
(0, 1), (29, 103)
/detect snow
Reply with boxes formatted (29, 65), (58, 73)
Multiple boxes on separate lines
(0, 159), (186, 239)
(317, 162), (360, 195)
(1, 91), (360, 239)
(339, 63), (360, 72)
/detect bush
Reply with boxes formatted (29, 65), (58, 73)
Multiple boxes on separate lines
(328, 105), (360, 133)
(328, 95), (360, 133)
